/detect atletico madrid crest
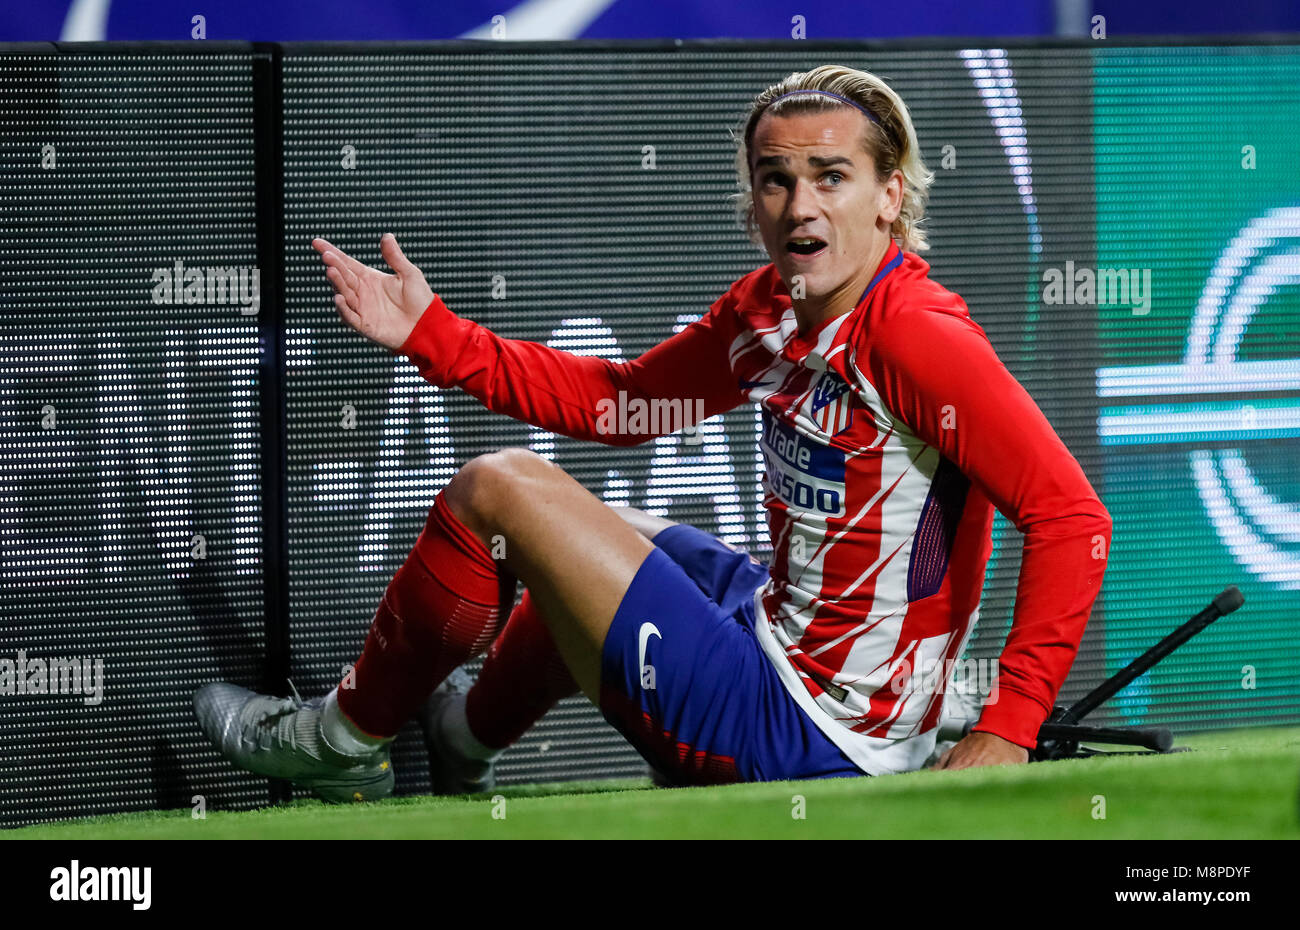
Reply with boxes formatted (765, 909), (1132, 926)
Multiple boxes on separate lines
(810, 371), (855, 436)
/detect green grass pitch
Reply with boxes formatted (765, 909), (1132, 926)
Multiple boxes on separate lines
(8, 726), (1298, 839)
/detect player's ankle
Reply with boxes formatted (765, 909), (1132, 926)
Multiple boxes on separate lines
(319, 687), (394, 763)
(441, 693), (505, 762)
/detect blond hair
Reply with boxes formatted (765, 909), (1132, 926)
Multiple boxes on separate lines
(731, 64), (933, 252)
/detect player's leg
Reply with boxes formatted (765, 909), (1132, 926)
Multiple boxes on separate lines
(432, 448), (655, 701)
(424, 508), (676, 792)
(419, 589), (576, 794)
(429, 500), (845, 787)
(194, 448), (656, 801)
(418, 484), (863, 789)
(460, 506), (675, 745)
(611, 506), (677, 541)
(407, 495), (867, 787)
(432, 506), (778, 783)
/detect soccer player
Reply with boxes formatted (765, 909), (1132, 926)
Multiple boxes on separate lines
(194, 64), (1111, 800)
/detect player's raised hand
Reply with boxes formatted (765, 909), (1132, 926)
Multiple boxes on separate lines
(311, 233), (435, 351)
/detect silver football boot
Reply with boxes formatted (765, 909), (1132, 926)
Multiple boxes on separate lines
(416, 667), (497, 795)
(193, 682), (393, 803)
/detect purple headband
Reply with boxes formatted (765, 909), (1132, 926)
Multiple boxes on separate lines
(765, 90), (881, 126)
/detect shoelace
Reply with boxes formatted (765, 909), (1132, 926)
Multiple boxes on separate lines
(239, 680), (308, 752)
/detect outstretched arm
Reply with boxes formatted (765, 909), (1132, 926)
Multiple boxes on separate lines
(314, 234), (745, 445)
(314, 233), (433, 350)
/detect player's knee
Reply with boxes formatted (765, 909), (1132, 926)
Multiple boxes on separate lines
(446, 447), (552, 525)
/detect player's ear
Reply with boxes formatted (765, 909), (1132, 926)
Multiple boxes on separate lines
(878, 170), (904, 224)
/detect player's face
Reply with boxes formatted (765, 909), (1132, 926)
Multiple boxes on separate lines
(749, 108), (899, 301)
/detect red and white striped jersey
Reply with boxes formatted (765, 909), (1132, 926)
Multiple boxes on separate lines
(401, 238), (1112, 775)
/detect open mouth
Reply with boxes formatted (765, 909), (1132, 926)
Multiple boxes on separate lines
(785, 237), (827, 258)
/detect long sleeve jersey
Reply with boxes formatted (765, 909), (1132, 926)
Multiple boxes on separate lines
(399, 239), (1112, 774)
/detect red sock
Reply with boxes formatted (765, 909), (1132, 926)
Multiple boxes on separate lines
(464, 589), (579, 750)
(337, 492), (504, 738)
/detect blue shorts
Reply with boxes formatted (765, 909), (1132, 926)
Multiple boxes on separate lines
(598, 523), (865, 785)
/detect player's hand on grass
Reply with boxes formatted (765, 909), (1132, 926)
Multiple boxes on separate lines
(932, 730), (1029, 770)
(312, 233), (435, 351)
